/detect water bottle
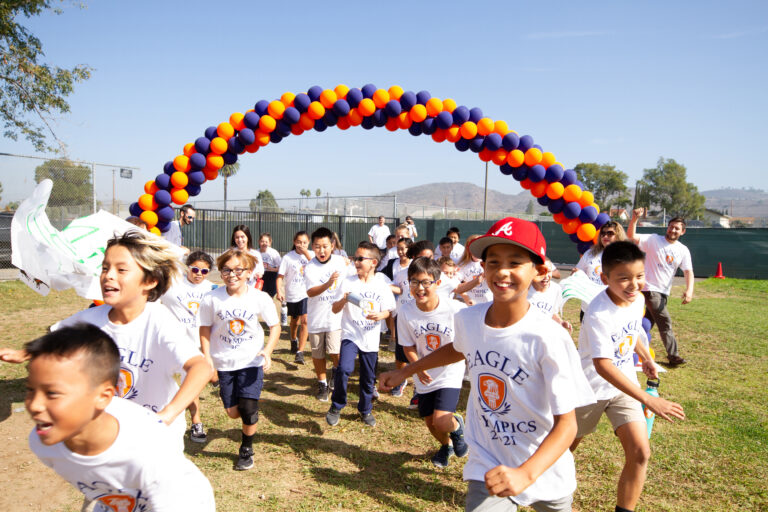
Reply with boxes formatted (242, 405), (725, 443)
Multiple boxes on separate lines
(280, 302), (288, 326)
(642, 379), (660, 439)
(346, 292), (363, 308)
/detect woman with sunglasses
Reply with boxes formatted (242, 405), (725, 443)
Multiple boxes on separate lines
(160, 250), (217, 443)
(230, 225), (265, 288)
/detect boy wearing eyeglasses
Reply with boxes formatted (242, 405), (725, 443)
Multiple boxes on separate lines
(160, 250), (217, 443)
(326, 241), (395, 428)
(397, 257), (469, 468)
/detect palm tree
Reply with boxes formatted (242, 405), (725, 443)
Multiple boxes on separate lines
(220, 162), (240, 211)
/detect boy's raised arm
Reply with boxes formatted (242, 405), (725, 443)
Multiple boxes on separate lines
(379, 343), (464, 391)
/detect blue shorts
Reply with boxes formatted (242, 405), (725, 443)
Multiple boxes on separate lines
(287, 298), (308, 317)
(217, 366), (264, 409)
(418, 387), (461, 418)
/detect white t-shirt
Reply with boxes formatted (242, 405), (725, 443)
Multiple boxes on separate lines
(576, 249), (604, 285)
(406, 223), (417, 239)
(378, 245), (398, 271)
(450, 242), (465, 264)
(397, 298), (466, 394)
(29, 397), (215, 512)
(245, 248), (265, 281)
(198, 286), (279, 371)
(579, 290), (646, 400)
(260, 247), (282, 271)
(339, 275), (396, 352)
(637, 233), (693, 295)
(527, 282), (564, 318)
(52, 303), (202, 441)
(162, 220), (182, 247)
(453, 303), (595, 506)
(304, 255), (346, 333)
(278, 250), (314, 302)
(160, 277), (215, 345)
(458, 260), (492, 304)
(368, 224), (390, 250)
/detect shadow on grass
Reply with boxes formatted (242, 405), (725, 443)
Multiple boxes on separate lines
(0, 377), (27, 423)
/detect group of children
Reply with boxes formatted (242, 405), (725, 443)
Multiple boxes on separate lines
(0, 216), (687, 512)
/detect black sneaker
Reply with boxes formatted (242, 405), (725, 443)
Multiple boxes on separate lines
(326, 406), (341, 426)
(408, 393), (419, 410)
(234, 446), (254, 471)
(190, 423), (207, 443)
(290, 339), (298, 353)
(431, 444), (455, 468)
(360, 412), (376, 427)
(316, 381), (330, 402)
(450, 414), (468, 457)
(294, 351), (305, 364)
(327, 367), (336, 391)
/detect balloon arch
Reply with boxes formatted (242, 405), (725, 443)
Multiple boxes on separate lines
(130, 84), (610, 253)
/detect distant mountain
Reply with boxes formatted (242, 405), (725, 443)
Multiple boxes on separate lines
(702, 188), (768, 217)
(381, 182), (542, 214)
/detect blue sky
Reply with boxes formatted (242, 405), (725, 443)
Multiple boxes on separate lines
(2, 0), (767, 207)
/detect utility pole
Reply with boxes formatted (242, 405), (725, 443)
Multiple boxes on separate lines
(112, 169), (117, 214)
(483, 161), (489, 221)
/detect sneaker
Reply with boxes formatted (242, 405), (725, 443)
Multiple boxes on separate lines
(290, 338), (298, 353)
(326, 406), (341, 426)
(360, 412), (376, 427)
(234, 446), (254, 471)
(387, 336), (397, 352)
(327, 367), (336, 391)
(408, 393), (419, 410)
(316, 381), (330, 402)
(390, 380), (406, 397)
(668, 355), (687, 367)
(190, 423), (207, 443)
(294, 351), (305, 364)
(372, 387), (380, 401)
(450, 414), (469, 457)
(431, 444), (455, 468)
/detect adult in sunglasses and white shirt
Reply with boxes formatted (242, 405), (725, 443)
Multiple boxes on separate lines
(163, 204), (196, 253)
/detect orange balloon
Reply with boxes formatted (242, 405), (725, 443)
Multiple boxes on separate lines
(183, 142), (196, 157)
(445, 125), (462, 142)
(355, 98), (374, 117)
(477, 117), (494, 136)
(268, 100), (285, 119)
(492, 149), (508, 165)
(578, 191), (595, 208)
(552, 212), (567, 224)
(138, 193), (157, 211)
(385, 117), (399, 131)
(409, 104), (427, 122)
(308, 101), (326, 120)
(173, 155), (191, 173)
(149, 226), (161, 236)
(426, 97), (443, 117)
(396, 111), (412, 129)
(593, 230), (601, 244)
(388, 85), (404, 100)
(280, 92), (295, 106)
(442, 98), (457, 113)
(334, 84), (350, 99)
(299, 112), (316, 130)
(372, 89), (390, 109)
(206, 153), (224, 170)
(203, 169), (219, 181)
(217, 122), (235, 139)
(460, 121), (478, 139)
(171, 188), (189, 205)
(563, 219), (581, 234)
(563, 185), (583, 203)
(209, 137), (227, 155)
(506, 149), (525, 167)
(520, 178), (533, 190)
(541, 152), (556, 168)
(258, 115), (277, 133)
(144, 180), (158, 195)
(577, 223), (597, 242)
(546, 182), (565, 199)
(170, 171), (189, 189)
(336, 116), (351, 130)
(320, 89), (338, 109)
(431, 128), (447, 143)
(348, 109), (363, 126)
(290, 124), (304, 136)
(229, 112), (245, 131)
(530, 180), (548, 198)
(524, 148), (543, 167)
(254, 130), (271, 146)
(139, 210), (158, 227)
(478, 148), (493, 162)
(493, 120), (509, 136)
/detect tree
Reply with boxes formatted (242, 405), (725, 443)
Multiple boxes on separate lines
(573, 162), (631, 211)
(637, 157), (705, 219)
(1, 1), (91, 152)
(249, 189), (282, 212)
(0, 181), (3, 203)
(525, 200), (534, 215)
(315, 188), (321, 197)
(34, 159), (91, 206)
(219, 162), (240, 211)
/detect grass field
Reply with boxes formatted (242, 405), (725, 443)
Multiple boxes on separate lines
(0, 277), (766, 511)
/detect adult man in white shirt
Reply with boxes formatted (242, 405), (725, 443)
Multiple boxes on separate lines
(627, 208), (694, 366)
(162, 204), (195, 250)
(367, 216), (390, 251)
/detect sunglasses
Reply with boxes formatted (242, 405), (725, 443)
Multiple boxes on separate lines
(189, 266), (209, 275)
(220, 268), (247, 276)
(601, 231), (616, 237)
(353, 256), (375, 262)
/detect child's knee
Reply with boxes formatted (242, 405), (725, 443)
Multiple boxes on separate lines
(237, 398), (260, 425)
(432, 412), (454, 432)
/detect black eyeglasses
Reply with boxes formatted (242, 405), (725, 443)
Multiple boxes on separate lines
(409, 279), (437, 288)
(353, 256), (374, 262)
(189, 266), (209, 275)
(220, 268), (247, 276)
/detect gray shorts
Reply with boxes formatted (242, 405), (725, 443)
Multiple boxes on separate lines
(466, 480), (572, 512)
(575, 392), (645, 438)
(308, 330), (341, 358)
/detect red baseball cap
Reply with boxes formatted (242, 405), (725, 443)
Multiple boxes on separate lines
(467, 217), (546, 263)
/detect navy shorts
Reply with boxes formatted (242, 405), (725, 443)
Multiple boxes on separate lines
(418, 387), (461, 418)
(262, 270), (278, 297)
(394, 319), (409, 363)
(287, 298), (308, 317)
(217, 366), (264, 409)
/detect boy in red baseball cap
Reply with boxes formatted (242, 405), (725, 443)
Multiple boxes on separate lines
(380, 217), (594, 512)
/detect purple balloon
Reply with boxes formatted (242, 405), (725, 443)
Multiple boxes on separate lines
(561, 169), (577, 186)
(186, 184), (202, 196)
(563, 201), (582, 219)
(333, 99), (351, 116)
(511, 166), (528, 181)
(128, 202), (142, 217)
(156, 205), (174, 222)
(269, 132), (283, 143)
(237, 128), (256, 147)
(577, 241), (593, 254)
(243, 112), (260, 130)
(361, 117), (375, 130)
(163, 161), (175, 175)
(254, 100), (269, 116)
(154, 191), (172, 207)
(502, 132), (520, 151)
(372, 110), (387, 127)
(194, 137), (211, 154)
(188, 171), (205, 186)
(544, 164), (564, 183)
(189, 152), (206, 171)
(407, 122), (422, 136)
(469, 136), (485, 153)
(204, 126), (218, 139)
(222, 151), (238, 164)
(452, 106), (470, 125)
(485, 133), (502, 151)
(282, 107), (300, 125)
(155, 173), (171, 190)
(294, 93), (311, 112)
(436, 111), (453, 130)
(307, 85), (323, 101)
(419, 117), (435, 134)
(228, 136), (245, 154)
(361, 84), (377, 99)
(323, 110), (339, 126)
(416, 90), (431, 105)
(547, 198), (565, 214)
(156, 220), (169, 231)
(454, 138), (469, 151)
(499, 164), (514, 175)
(314, 119), (328, 132)
(537, 196), (550, 206)
(569, 233), (581, 243)
(533, 144), (542, 151)
(384, 100), (402, 117)
(528, 164), (546, 182)
(518, 135), (534, 152)
(594, 212), (611, 229)
(579, 206), (598, 223)
(399, 91), (417, 110)
(468, 107), (483, 123)
(276, 120), (292, 137)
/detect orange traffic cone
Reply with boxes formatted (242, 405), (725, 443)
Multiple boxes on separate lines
(714, 262), (725, 279)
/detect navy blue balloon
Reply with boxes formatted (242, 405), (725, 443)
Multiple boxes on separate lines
(156, 205), (174, 222)
(186, 183), (202, 197)
(499, 164), (514, 175)
(579, 206), (598, 223)
(189, 152), (207, 171)
(194, 137), (211, 154)
(469, 136), (485, 153)
(129, 202), (142, 217)
(314, 119), (328, 132)
(533, 144), (542, 151)
(361, 117), (375, 130)
(528, 164), (546, 182)
(154, 190), (172, 207)
(511, 166), (528, 181)
(276, 120), (292, 137)
(204, 126), (218, 139)
(155, 173), (171, 190)
(307, 85), (323, 101)
(408, 123), (423, 136)
(333, 99), (351, 116)
(485, 133), (502, 151)
(294, 93), (311, 112)
(544, 164), (564, 183)
(436, 111), (453, 129)
(384, 100), (402, 117)
(373, 110), (387, 127)
(400, 91), (417, 110)
(563, 201), (582, 219)
(594, 212), (611, 229)
(361, 83), (377, 98)
(547, 198), (565, 214)
(454, 138), (469, 151)
(323, 110), (339, 126)
(268, 132), (282, 143)
(163, 161), (175, 175)
(537, 196), (550, 206)
(577, 241), (593, 255)
(518, 135), (534, 152)
(452, 106), (470, 125)
(243, 112), (261, 130)
(345, 88), (363, 108)
(156, 220), (170, 231)
(188, 171), (205, 186)
(222, 151), (238, 164)
(575, 180), (585, 190)
(569, 233), (581, 243)
(416, 90), (431, 105)
(561, 169), (577, 186)
(283, 107), (300, 125)
(237, 128), (256, 146)
(469, 107), (483, 123)
(228, 136), (245, 154)
(502, 132), (520, 151)
(254, 100), (270, 117)
(421, 117), (436, 134)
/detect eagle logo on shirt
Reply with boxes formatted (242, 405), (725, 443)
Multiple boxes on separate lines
(665, 253), (674, 264)
(187, 300), (200, 315)
(426, 334), (441, 351)
(117, 368), (137, 400)
(97, 495), (136, 512)
(617, 334), (633, 357)
(361, 300), (375, 315)
(229, 319), (245, 336)
(478, 374), (506, 411)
